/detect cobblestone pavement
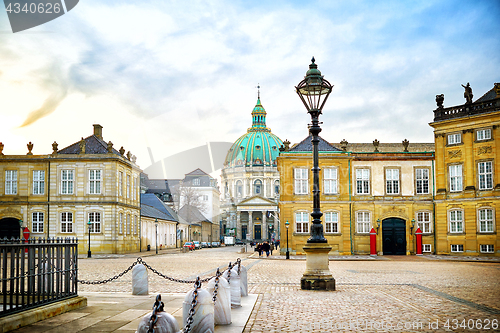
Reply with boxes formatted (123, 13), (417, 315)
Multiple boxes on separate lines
(10, 247), (500, 332)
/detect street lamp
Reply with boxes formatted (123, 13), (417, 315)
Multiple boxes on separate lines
(296, 57), (335, 290)
(155, 218), (158, 254)
(87, 218), (92, 258)
(296, 57), (333, 243)
(285, 220), (290, 259)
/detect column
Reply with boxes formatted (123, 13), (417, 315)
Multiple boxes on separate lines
(435, 133), (446, 197)
(262, 210), (267, 239)
(236, 211), (241, 239)
(273, 210), (279, 240)
(263, 178), (267, 198)
(248, 211), (253, 241)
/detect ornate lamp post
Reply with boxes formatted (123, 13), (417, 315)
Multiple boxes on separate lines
(87, 218), (92, 258)
(296, 57), (335, 290)
(155, 218), (158, 254)
(285, 220), (290, 260)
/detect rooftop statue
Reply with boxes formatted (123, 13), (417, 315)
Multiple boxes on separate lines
(461, 82), (473, 104)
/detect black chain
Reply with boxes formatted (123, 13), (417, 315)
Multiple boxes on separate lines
(183, 277), (201, 333)
(226, 262), (233, 284)
(237, 258), (241, 275)
(147, 294), (164, 333)
(77, 258), (141, 284)
(212, 268), (220, 303)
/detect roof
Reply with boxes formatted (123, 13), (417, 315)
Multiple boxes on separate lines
(164, 205), (190, 225)
(141, 204), (176, 221)
(178, 204), (211, 224)
(140, 193), (177, 221)
(289, 135), (342, 152)
(185, 168), (209, 176)
(475, 83), (500, 103)
(58, 135), (121, 155)
(344, 142), (435, 153)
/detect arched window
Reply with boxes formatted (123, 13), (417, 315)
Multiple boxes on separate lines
(254, 179), (262, 195)
(274, 180), (279, 195)
(236, 180), (243, 197)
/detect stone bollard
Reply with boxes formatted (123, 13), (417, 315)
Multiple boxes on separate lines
(182, 288), (214, 333)
(206, 275), (231, 325)
(238, 264), (248, 297)
(222, 266), (241, 308)
(136, 311), (179, 333)
(132, 264), (148, 295)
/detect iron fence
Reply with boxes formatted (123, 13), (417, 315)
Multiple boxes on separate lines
(0, 237), (78, 317)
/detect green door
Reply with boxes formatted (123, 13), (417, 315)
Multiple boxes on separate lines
(254, 225), (261, 240)
(382, 218), (406, 255)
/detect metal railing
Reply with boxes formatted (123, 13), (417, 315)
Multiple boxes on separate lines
(0, 237), (78, 317)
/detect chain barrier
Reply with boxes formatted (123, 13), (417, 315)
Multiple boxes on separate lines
(226, 262), (233, 284)
(76, 257), (240, 285)
(212, 268), (220, 303)
(183, 277), (201, 333)
(237, 258), (241, 275)
(147, 294), (164, 333)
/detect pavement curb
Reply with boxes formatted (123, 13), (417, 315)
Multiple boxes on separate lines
(0, 296), (87, 333)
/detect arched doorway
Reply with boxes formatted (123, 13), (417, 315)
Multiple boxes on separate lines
(0, 218), (21, 239)
(382, 218), (406, 255)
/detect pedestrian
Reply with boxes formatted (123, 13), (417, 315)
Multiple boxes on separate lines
(262, 241), (271, 257)
(270, 242), (274, 255)
(275, 239), (280, 249)
(257, 243), (263, 257)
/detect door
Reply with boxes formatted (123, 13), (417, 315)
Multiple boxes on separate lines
(254, 225), (261, 240)
(241, 226), (247, 240)
(382, 218), (406, 255)
(0, 218), (21, 239)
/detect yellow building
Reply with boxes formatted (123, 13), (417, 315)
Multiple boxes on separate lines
(0, 124), (142, 254)
(278, 136), (434, 255)
(430, 83), (500, 256)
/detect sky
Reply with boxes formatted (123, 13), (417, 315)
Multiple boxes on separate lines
(1, 0), (499, 179)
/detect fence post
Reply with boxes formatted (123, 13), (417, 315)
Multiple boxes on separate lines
(182, 288), (214, 333)
(206, 275), (231, 325)
(239, 264), (248, 297)
(132, 263), (148, 295)
(222, 266), (241, 308)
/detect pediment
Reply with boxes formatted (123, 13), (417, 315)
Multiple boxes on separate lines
(237, 195), (277, 206)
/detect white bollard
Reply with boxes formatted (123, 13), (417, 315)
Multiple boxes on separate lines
(182, 288), (214, 333)
(222, 267), (241, 308)
(238, 264), (248, 297)
(206, 275), (231, 325)
(132, 264), (148, 295)
(136, 311), (179, 333)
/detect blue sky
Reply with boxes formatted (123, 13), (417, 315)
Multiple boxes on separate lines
(1, 0), (499, 178)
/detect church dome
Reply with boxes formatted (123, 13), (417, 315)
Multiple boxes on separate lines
(225, 98), (283, 168)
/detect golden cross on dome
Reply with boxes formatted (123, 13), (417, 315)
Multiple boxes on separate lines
(256, 83), (260, 99)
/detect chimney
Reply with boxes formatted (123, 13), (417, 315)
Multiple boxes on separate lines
(93, 124), (103, 140)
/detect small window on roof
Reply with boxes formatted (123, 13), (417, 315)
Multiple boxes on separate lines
(240, 146), (244, 150)
(272, 146), (276, 150)
(256, 145), (261, 150)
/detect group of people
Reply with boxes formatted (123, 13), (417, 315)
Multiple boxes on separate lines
(250, 240), (280, 257)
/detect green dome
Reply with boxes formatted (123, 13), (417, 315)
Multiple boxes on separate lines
(225, 98), (283, 167)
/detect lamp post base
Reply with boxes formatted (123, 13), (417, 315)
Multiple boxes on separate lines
(300, 243), (335, 291)
(87, 251), (91, 258)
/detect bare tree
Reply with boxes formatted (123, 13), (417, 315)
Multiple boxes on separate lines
(172, 183), (208, 214)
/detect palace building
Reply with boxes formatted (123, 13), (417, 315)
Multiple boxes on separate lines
(0, 124), (142, 254)
(278, 83), (499, 256)
(220, 93), (283, 242)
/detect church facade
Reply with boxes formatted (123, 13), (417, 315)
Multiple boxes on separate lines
(220, 94), (283, 242)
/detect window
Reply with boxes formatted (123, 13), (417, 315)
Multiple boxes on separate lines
(126, 175), (131, 198)
(478, 208), (494, 233)
(61, 212), (73, 233)
(193, 178), (200, 186)
(480, 244), (494, 253)
(127, 214), (130, 234)
(449, 165), (462, 192)
(61, 170), (74, 194)
(32, 212), (44, 233)
(386, 169), (400, 195)
(415, 168), (429, 194)
(324, 212), (339, 233)
(417, 211), (431, 233)
(134, 215), (138, 234)
(478, 161), (493, 190)
(89, 170), (102, 194)
(5, 170), (17, 195)
(356, 169), (370, 195)
(448, 133), (461, 145)
(236, 180), (243, 197)
(323, 168), (338, 194)
(451, 244), (463, 252)
(422, 244), (432, 252)
(356, 211), (370, 233)
(133, 177), (137, 200)
(294, 168), (308, 194)
(295, 212), (309, 233)
(119, 213), (123, 234)
(449, 210), (463, 233)
(477, 129), (491, 141)
(88, 212), (101, 233)
(202, 195), (208, 201)
(118, 172), (123, 196)
(274, 180), (279, 195)
(254, 179), (262, 195)
(32, 170), (45, 195)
